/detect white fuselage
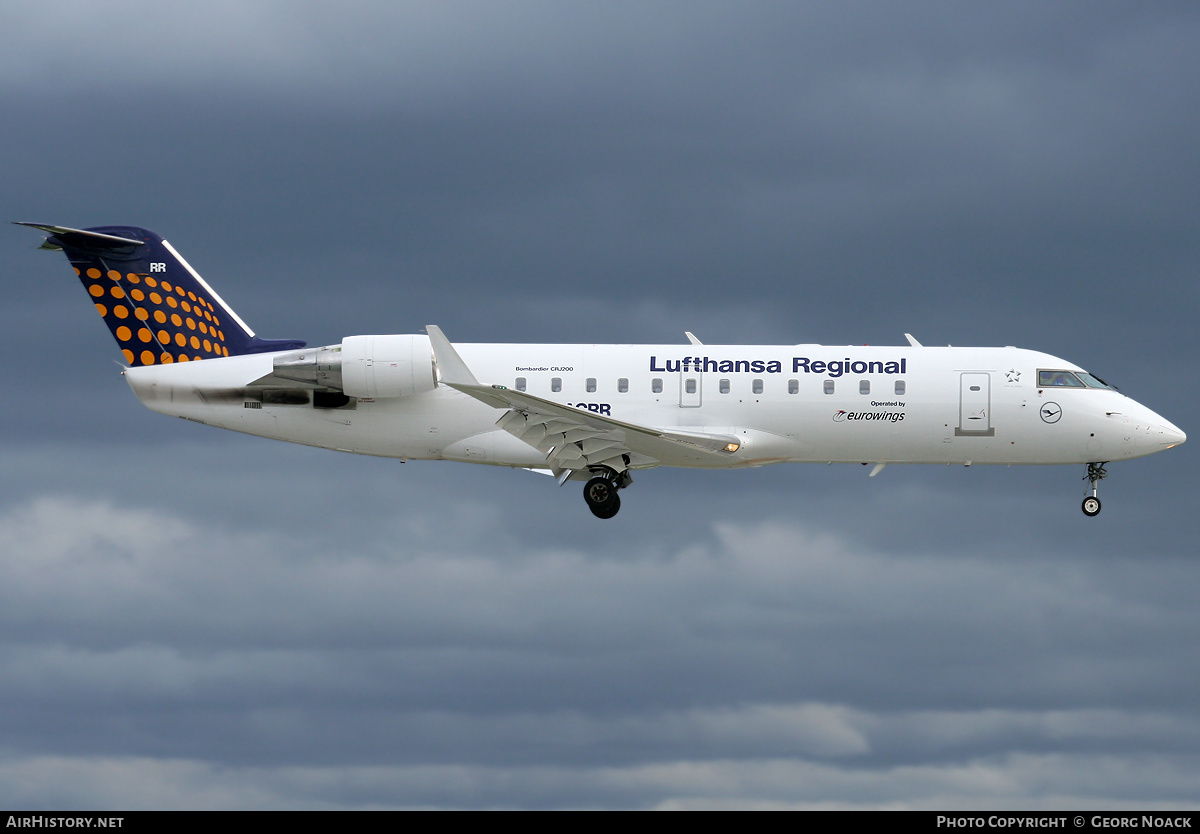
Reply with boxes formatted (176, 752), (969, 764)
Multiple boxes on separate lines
(123, 339), (1184, 470)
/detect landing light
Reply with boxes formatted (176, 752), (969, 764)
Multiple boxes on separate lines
(724, 442), (740, 453)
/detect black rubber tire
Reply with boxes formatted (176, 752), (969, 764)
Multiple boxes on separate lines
(583, 477), (617, 509)
(589, 492), (621, 519)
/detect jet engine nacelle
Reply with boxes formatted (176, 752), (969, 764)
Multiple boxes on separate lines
(270, 335), (436, 398)
(340, 334), (437, 399)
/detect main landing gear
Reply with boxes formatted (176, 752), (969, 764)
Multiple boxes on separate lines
(1082, 462), (1107, 517)
(582, 467), (632, 519)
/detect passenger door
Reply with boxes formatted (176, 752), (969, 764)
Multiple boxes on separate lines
(956, 372), (994, 436)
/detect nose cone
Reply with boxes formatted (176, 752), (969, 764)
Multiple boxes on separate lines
(1120, 399), (1186, 458)
(1159, 419), (1186, 449)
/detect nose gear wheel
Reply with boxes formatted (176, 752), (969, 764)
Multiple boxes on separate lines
(1082, 462), (1108, 517)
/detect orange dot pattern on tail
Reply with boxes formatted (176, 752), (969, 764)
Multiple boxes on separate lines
(84, 269), (229, 366)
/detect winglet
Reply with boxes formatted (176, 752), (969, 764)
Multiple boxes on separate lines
(426, 325), (480, 386)
(685, 331), (703, 346)
(904, 333), (922, 347)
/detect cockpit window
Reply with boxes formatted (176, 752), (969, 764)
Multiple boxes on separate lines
(1077, 372), (1114, 390)
(1039, 369), (1114, 390)
(1039, 370), (1085, 387)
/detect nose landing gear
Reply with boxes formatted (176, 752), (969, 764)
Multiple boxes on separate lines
(1082, 462), (1107, 517)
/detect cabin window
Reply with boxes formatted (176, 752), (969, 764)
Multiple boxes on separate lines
(719, 379), (730, 394)
(752, 379), (763, 394)
(788, 379), (799, 394)
(551, 377), (562, 393)
(652, 378), (663, 393)
(894, 380), (905, 396)
(860, 380), (870, 395)
(617, 378), (628, 393)
(586, 378), (596, 393)
(515, 377), (527, 392)
(824, 380), (835, 395)
(685, 378), (697, 394)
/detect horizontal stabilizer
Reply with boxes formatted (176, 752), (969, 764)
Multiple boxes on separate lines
(15, 223), (144, 249)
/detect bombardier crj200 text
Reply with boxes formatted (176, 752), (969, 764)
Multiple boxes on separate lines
(19, 223), (1186, 519)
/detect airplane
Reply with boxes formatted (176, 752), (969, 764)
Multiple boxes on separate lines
(17, 222), (1186, 519)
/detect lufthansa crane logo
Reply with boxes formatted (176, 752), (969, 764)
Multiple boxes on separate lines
(1040, 402), (1062, 424)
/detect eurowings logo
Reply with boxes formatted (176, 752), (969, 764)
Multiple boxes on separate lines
(833, 410), (906, 423)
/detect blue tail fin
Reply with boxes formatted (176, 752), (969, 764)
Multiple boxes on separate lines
(17, 223), (305, 367)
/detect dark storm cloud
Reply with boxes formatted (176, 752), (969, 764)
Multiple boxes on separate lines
(7, 2), (1199, 344)
(0, 459), (1199, 808)
(2, 0), (1197, 809)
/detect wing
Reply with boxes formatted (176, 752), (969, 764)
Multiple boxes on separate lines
(426, 326), (741, 477)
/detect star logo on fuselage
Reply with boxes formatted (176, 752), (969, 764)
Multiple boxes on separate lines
(1005, 369), (1021, 383)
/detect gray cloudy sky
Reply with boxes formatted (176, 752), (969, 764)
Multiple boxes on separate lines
(2, 1), (1198, 809)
